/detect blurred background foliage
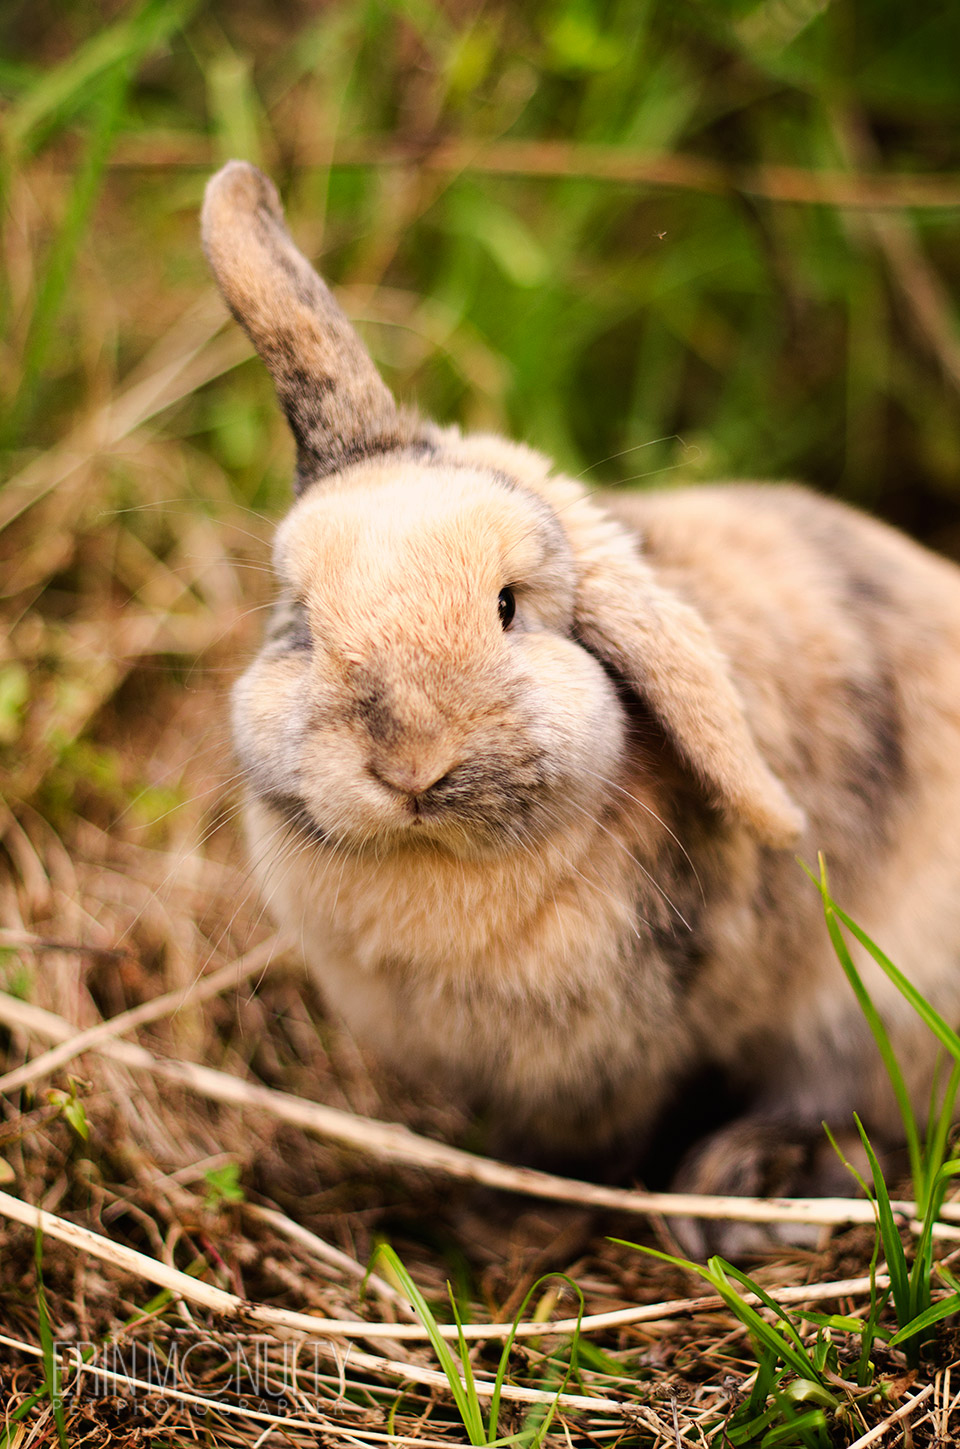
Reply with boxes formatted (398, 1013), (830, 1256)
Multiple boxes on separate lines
(2, 0), (960, 829)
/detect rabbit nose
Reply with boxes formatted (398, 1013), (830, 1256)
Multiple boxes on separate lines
(369, 760), (456, 798)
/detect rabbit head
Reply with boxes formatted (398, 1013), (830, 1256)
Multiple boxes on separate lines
(203, 160), (802, 863)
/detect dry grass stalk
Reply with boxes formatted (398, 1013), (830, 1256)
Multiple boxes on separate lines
(0, 1202), (624, 1414)
(103, 132), (960, 210)
(0, 1334), (482, 1447)
(844, 1383), (935, 1449)
(0, 1183), (904, 1345)
(245, 1203), (419, 1320)
(3, 985), (959, 1239)
(0, 298), (245, 536)
(0, 931), (287, 1094)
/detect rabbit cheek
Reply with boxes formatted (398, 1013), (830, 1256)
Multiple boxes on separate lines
(231, 652), (312, 807)
(516, 634), (628, 824)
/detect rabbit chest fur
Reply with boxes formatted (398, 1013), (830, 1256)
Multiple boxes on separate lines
(204, 161), (960, 1203)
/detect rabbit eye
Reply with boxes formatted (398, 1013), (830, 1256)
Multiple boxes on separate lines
(498, 587), (516, 630)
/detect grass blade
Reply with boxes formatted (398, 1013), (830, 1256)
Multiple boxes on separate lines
(925, 1057), (960, 1207)
(448, 1285), (486, 1445)
(488, 1276), (548, 1440)
(809, 856), (922, 1195)
(615, 1241), (824, 1388)
(35, 1227), (68, 1449)
(831, 899), (960, 1062)
(761, 1406), (828, 1448)
(375, 1244), (480, 1442)
(821, 1119), (871, 1198)
(887, 1292), (960, 1347)
(853, 1116), (912, 1339)
(709, 1259), (828, 1389)
(7, 0), (197, 152)
(5, 63), (130, 447)
(490, 1274), (584, 1447)
(799, 1309), (882, 1336)
(715, 1259), (821, 1371)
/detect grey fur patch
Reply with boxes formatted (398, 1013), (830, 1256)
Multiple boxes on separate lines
(800, 524), (908, 838)
(408, 749), (553, 843)
(266, 599), (312, 652)
(839, 671), (905, 827)
(356, 689), (399, 746)
(295, 433), (440, 495)
(260, 791), (329, 846)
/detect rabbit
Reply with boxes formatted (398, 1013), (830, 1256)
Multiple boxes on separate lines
(203, 160), (960, 1239)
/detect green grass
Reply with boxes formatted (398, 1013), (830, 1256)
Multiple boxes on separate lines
(611, 862), (960, 1440)
(810, 857), (960, 1367)
(3, 0), (960, 538)
(1, 1230), (73, 1449)
(375, 1244), (585, 1447)
(613, 1239), (843, 1449)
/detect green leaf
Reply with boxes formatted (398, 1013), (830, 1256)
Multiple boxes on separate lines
(0, 664), (29, 745)
(204, 1160), (245, 1207)
(789, 1309), (876, 1336)
(761, 1406), (827, 1448)
(831, 898), (960, 1064)
(546, 13), (625, 73)
(8, 0), (198, 151)
(725, 1401), (781, 1446)
(709, 1259), (828, 1390)
(853, 1116), (913, 1341)
(887, 1292), (960, 1346)
(778, 1378), (837, 1408)
(448, 194), (549, 289)
(376, 1245), (482, 1443)
(35, 1229), (69, 1449)
(807, 856), (922, 1196)
(62, 1097), (89, 1141)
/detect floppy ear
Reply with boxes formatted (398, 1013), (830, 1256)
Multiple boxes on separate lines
(202, 160), (418, 490)
(575, 544), (804, 848)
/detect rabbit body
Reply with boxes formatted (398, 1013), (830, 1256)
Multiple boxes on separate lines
(205, 161), (960, 1202)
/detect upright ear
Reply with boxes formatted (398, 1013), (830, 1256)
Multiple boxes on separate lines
(574, 533), (804, 848)
(202, 160), (415, 491)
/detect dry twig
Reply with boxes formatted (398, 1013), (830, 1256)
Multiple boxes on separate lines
(0, 1187), (903, 1344)
(0, 932), (287, 1095)
(1, 987), (958, 1239)
(104, 133), (960, 210)
(844, 1384), (936, 1449)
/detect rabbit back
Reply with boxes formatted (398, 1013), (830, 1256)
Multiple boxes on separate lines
(605, 482), (960, 1141)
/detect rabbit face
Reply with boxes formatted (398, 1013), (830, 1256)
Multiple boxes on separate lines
(232, 458), (629, 859)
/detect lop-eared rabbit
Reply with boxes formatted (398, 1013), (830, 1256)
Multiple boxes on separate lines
(203, 161), (960, 1239)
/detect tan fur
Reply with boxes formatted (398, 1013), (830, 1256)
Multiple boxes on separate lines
(205, 163), (960, 1206)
